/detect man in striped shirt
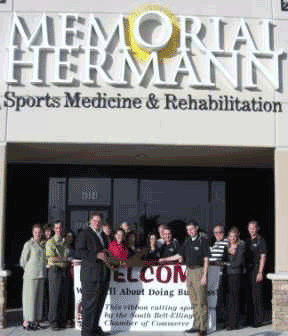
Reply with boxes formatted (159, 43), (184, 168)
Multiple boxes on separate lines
(209, 225), (228, 325)
(209, 225), (228, 263)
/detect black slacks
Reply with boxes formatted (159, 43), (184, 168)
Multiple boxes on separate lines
(246, 268), (264, 326)
(67, 276), (75, 321)
(48, 267), (69, 325)
(42, 276), (49, 321)
(216, 272), (226, 322)
(226, 274), (241, 329)
(81, 280), (109, 336)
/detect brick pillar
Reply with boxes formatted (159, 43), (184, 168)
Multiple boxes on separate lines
(268, 275), (288, 331)
(0, 276), (7, 328)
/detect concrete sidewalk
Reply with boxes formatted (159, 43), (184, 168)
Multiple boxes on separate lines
(1, 324), (288, 336)
(3, 310), (287, 336)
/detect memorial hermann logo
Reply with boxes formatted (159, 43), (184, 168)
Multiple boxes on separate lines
(126, 4), (179, 61)
(282, 0), (288, 10)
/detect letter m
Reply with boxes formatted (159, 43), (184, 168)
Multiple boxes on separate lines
(9, 14), (50, 48)
(87, 14), (127, 50)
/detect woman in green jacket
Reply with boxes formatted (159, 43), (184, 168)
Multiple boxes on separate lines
(20, 224), (46, 330)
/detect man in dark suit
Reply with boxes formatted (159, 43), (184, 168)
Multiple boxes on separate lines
(77, 211), (111, 336)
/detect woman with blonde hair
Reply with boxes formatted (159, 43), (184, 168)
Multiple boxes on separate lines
(20, 224), (46, 330)
(224, 226), (246, 330)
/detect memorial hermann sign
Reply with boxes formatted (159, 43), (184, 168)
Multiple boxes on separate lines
(6, 5), (285, 91)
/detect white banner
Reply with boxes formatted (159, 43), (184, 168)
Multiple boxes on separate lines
(74, 262), (221, 332)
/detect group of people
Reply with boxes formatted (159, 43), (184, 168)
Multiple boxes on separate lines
(19, 212), (267, 336)
(19, 222), (76, 331)
(209, 222), (267, 330)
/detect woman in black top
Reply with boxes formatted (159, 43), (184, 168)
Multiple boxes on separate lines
(143, 232), (160, 262)
(224, 227), (246, 330)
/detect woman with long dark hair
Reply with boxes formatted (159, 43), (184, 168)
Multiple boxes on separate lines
(126, 231), (138, 258)
(108, 228), (128, 261)
(143, 232), (160, 262)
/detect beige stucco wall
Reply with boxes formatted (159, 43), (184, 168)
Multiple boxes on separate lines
(0, 0), (286, 147)
(275, 149), (288, 273)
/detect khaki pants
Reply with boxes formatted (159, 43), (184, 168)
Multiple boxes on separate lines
(186, 267), (208, 331)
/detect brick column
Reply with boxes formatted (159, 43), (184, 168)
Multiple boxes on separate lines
(0, 274), (8, 328)
(267, 274), (288, 331)
(267, 149), (288, 331)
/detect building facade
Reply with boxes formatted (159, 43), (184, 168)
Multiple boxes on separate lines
(0, 0), (287, 330)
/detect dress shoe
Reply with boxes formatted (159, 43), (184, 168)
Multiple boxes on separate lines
(58, 321), (66, 329)
(32, 322), (44, 330)
(198, 331), (207, 336)
(22, 322), (34, 331)
(50, 322), (61, 331)
(51, 325), (61, 331)
(66, 320), (75, 328)
(185, 327), (199, 333)
(96, 327), (110, 336)
(226, 326), (239, 330)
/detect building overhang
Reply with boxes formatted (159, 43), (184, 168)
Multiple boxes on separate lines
(6, 143), (274, 168)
